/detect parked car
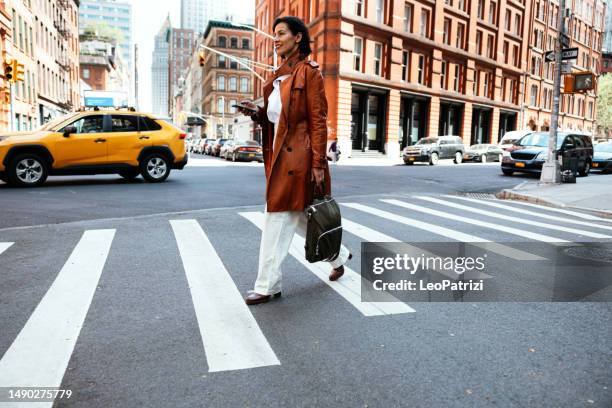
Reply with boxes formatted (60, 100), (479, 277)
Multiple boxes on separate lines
(501, 132), (593, 176)
(499, 130), (534, 151)
(591, 142), (612, 173)
(212, 138), (229, 157)
(202, 138), (215, 155)
(0, 109), (187, 187)
(402, 136), (465, 165)
(463, 144), (504, 163)
(219, 140), (235, 159)
(225, 140), (263, 162)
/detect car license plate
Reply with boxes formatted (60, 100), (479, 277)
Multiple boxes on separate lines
(592, 163), (599, 168)
(515, 162), (525, 168)
(249, 153), (255, 157)
(408, 157), (415, 161)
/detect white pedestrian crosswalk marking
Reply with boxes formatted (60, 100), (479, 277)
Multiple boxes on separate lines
(0, 242), (13, 256)
(502, 199), (612, 223)
(416, 196), (611, 239)
(239, 212), (415, 316)
(382, 199), (570, 244)
(441, 195), (612, 232)
(0, 229), (115, 408)
(342, 202), (546, 260)
(170, 219), (280, 372)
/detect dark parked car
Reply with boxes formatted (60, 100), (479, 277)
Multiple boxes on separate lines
(402, 136), (465, 165)
(225, 140), (263, 162)
(501, 132), (593, 176)
(208, 138), (228, 157)
(591, 142), (612, 172)
(463, 144), (504, 163)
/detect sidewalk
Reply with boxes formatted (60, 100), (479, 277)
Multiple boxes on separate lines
(497, 174), (612, 217)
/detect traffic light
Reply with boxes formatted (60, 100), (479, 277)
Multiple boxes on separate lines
(564, 72), (595, 93)
(199, 50), (205, 67)
(13, 60), (24, 82)
(3, 59), (13, 82)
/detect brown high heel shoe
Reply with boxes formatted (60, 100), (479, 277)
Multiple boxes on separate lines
(329, 253), (352, 281)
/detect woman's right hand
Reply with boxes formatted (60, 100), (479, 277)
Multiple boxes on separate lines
(237, 99), (259, 117)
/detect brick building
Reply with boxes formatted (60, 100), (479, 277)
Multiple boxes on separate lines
(201, 20), (255, 139)
(254, 0), (603, 158)
(0, 1), (12, 131)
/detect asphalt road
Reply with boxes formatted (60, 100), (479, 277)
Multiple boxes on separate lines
(0, 154), (610, 408)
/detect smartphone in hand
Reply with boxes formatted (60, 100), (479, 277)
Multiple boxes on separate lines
(232, 103), (258, 113)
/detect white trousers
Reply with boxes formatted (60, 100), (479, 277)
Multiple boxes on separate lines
(254, 209), (351, 295)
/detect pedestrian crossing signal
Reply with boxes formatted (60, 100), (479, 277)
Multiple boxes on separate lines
(564, 72), (595, 93)
(199, 50), (205, 67)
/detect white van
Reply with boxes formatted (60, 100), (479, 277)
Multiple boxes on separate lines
(499, 130), (533, 150)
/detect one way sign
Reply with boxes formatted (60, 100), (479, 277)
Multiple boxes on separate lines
(545, 51), (555, 62)
(544, 48), (579, 63)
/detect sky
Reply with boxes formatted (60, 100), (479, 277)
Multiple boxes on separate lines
(131, 0), (256, 112)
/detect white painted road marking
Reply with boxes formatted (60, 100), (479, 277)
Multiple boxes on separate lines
(382, 199), (570, 244)
(416, 196), (611, 239)
(170, 219), (280, 372)
(503, 200), (612, 223)
(342, 202), (546, 260)
(0, 242), (13, 256)
(239, 212), (415, 316)
(0, 230), (115, 408)
(442, 195), (612, 232)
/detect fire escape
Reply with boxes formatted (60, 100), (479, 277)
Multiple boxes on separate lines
(54, 0), (73, 110)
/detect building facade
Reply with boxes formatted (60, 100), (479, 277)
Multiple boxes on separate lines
(168, 27), (196, 119)
(254, 0), (603, 158)
(201, 20), (254, 139)
(151, 15), (170, 117)
(80, 38), (129, 94)
(79, 0), (132, 98)
(0, 1), (11, 131)
(181, 0), (230, 33)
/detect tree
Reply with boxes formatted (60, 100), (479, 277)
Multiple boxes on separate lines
(596, 74), (612, 137)
(80, 22), (124, 43)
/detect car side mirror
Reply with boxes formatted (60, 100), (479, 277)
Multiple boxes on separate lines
(63, 125), (76, 137)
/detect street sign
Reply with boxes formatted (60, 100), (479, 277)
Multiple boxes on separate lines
(561, 62), (573, 74)
(545, 51), (555, 63)
(560, 33), (570, 47)
(561, 47), (579, 60)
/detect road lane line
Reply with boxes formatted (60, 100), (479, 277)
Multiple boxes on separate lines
(342, 202), (546, 260)
(0, 242), (13, 256)
(382, 199), (569, 244)
(170, 219), (280, 372)
(342, 218), (492, 280)
(416, 196), (611, 239)
(0, 229), (115, 405)
(442, 195), (612, 232)
(239, 212), (415, 316)
(503, 200), (612, 222)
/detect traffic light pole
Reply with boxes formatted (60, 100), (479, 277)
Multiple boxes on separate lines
(9, 82), (14, 132)
(540, 0), (565, 183)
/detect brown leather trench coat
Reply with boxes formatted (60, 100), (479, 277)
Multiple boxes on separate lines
(254, 53), (331, 212)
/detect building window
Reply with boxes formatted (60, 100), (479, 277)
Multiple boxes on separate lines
(230, 60), (238, 69)
(229, 99), (237, 113)
(443, 19), (451, 45)
(505, 11), (511, 31)
(230, 37), (238, 48)
(240, 77), (248, 93)
(440, 61), (447, 89)
(514, 15), (521, 36)
(354, 37), (363, 71)
(242, 38), (249, 49)
(217, 75), (225, 91)
(457, 0), (465, 11)
(452, 65), (460, 92)
(404, 3), (412, 32)
(417, 54), (425, 85)
(503, 41), (509, 64)
(476, 31), (482, 54)
(487, 35), (494, 59)
(420, 10), (429, 37)
(456, 23), (465, 49)
(477, 0), (484, 19)
(229, 76), (237, 91)
(489, 2), (496, 25)
(83, 68), (90, 79)
(401, 51), (408, 81)
(374, 42), (382, 76)
(530, 85), (538, 106)
(217, 97), (224, 113)
(513, 45), (519, 66)
(218, 36), (226, 48)
(218, 55), (226, 68)
(376, 0), (384, 23)
(354, 0), (364, 16)
(483, 72), (489, 97)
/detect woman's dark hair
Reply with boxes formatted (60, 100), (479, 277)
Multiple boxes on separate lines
(273, 16), (312, 56)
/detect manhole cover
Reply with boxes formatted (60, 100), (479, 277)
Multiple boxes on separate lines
(463, 193), (497, 200)
(564, 246), (612, 263)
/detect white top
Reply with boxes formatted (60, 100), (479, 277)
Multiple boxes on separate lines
(267, 74), (291, 137)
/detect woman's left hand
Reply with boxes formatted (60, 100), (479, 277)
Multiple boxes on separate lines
(312, 167), (325, 196)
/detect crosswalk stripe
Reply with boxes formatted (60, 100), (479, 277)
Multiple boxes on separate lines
(239, 212), (415, 316)
(442, 195), (612, 232)
(342, 202), (546, 260)
(0, 229), (115, 401)
(416, 196), (611, 239)
(504, 200), (612, 223)
(170, 219), (280, 372)
(382, 199), (569, 244)
(341, 218), (492, 280)
(0, 242), (13, 256)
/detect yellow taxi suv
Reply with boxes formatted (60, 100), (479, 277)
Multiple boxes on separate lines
(0, 109), (188, 187)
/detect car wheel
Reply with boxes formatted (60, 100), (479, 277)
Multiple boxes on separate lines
(404, 160), (414, 165)
(119, 169), (140, 180)
(140, 153), (171, 182)
(429, 152), (439, 165)
(579, 160), (590, 177)
(7, 153), (49, 187)
(453, 152), (463, 164)
(502, 169), (514, 176)
(480, 155), (487, 163)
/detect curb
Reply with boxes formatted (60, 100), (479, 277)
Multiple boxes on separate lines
(496, 189), (612, 219)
